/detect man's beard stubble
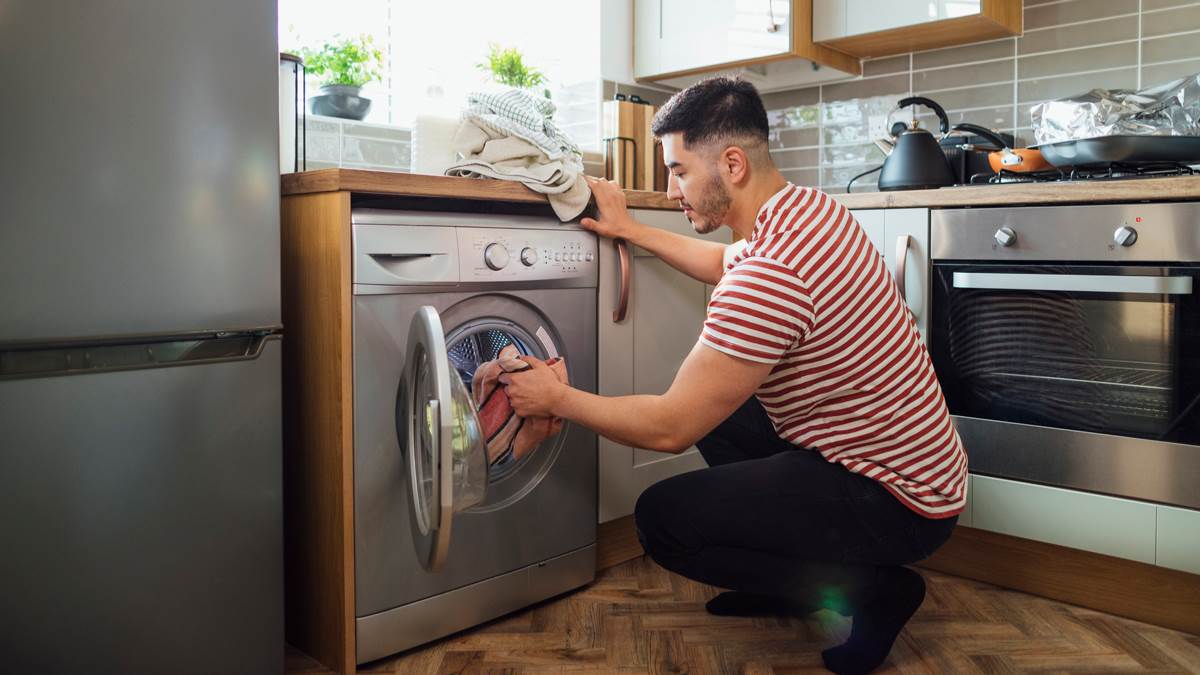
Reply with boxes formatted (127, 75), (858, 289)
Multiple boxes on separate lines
(687, 172), (732, 235)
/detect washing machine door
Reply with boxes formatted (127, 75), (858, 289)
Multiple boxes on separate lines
(401, 306), (488, 572)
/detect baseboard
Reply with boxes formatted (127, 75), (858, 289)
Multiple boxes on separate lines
(596, 517), (1200, 636)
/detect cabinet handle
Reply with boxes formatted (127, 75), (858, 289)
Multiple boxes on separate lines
(894, 234), (910, 302)
(613, 238), (631, 323)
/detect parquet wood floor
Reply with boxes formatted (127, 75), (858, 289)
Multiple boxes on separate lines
(287, 555), (1200, 675)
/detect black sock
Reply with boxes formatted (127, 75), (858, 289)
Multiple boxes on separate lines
(821, 566), (926, 675)
(704, 591), (815, 617)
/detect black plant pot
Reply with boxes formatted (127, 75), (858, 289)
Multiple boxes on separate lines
(308, 84), (372, 121)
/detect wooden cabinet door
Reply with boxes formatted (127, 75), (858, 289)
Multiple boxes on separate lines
(597, 209), (726, 523)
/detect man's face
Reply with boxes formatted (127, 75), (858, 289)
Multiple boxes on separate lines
(661, 133), (731, 235)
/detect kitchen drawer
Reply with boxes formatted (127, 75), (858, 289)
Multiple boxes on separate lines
(972, 475), (1156, 564)
(1156, 504), (1200, 575)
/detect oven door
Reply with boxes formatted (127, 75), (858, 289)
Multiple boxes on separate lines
(930, 263), (1200, 508)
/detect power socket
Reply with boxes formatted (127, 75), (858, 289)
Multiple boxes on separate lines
(868, 115), (889, 140)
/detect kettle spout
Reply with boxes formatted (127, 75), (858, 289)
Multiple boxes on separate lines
(873, 138), (895, 157)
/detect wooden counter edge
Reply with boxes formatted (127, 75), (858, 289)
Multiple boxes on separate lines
(281, 168), (681, 211)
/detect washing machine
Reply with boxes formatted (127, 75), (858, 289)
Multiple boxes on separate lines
(350, 209), (598, 664)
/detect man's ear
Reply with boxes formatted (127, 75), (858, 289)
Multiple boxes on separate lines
(721, 145), (751, 185)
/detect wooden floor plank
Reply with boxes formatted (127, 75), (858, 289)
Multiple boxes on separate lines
(288, 556), (1200, 675)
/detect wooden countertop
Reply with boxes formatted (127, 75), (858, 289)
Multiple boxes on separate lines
(280, 168), (679, 210)
(282, 169), (1200, 213)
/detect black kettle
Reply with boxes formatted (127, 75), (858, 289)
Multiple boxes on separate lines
(878, 97), (956, 191)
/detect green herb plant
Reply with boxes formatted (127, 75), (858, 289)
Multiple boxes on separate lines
(478, 44), (550, 98)
(301, 34), (384, 88)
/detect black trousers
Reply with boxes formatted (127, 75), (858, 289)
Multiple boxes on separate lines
(634, 397), (958, 614)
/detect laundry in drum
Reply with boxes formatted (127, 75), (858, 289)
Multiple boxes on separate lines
(469, 343), (569, 467)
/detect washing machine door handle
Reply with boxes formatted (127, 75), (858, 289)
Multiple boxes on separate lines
(402, 305), (488, 573)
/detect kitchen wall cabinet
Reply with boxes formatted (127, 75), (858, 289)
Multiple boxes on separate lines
(850, 208), (929, 338)
(635, 0), (861, 89)
(813, 0), (1021, 59)
(598, 209), (725, 522)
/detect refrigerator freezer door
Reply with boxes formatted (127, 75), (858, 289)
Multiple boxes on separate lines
(0, 0), (280, 342)
(0, 339), (282, 674)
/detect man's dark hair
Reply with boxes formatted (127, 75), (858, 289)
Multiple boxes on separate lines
(651, 76), (770, 150)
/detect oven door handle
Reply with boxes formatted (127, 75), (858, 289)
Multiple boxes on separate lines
(952, 272), (1194, 295)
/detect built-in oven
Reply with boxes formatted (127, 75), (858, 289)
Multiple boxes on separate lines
(929, 202), (1200, 509)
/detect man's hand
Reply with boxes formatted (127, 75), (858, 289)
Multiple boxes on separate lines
(498, 356), (568, 418)
(581, 176), (642, 241)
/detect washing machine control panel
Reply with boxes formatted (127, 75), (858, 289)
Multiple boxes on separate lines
(460, 227), (597, 281)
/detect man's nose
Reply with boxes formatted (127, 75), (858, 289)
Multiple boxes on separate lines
(666, 173), (682, 201)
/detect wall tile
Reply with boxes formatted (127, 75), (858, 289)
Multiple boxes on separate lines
(761, 87), (820, 110)
(1142, 33), (1200, 63)
(1143, 0), (1200, 9)
(770, 147), (820, 169)
(822, 143), (887, 167)
(1018, 15), (1137, 54)
(914, 58), (1014, 91)
(916, 83), (1013, 111)
(770, 127), (820, 149)
(822, 74), (909, 103)
(862, 55), (910, 77)
(780, 168), (820, 188)
(1142, 3), (1200, 36)
(767, 105), (820, 129)
(1017, 67), (1138, 104)
(913, 38), (1015, 70)
(1019, 42), (1139, 80)
(1142, 58), (1200, 87)
(1024, 0), (1139, 31)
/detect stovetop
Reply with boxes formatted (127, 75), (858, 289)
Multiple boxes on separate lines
(966, 163), (1197, 185)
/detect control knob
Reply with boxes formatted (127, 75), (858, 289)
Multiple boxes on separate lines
(1114, 225), (1138, 247)
(994, 226), (1017, 247)
(520, 247), (538, 266)
(484, 243), (510, 270)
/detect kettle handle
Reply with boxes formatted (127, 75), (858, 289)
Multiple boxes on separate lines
(897, 96), (949, 136)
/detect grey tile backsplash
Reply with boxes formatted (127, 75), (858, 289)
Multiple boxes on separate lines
(766, 0), (1200, 193)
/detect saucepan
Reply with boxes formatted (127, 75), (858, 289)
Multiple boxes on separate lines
(953, 123), (1052, 173)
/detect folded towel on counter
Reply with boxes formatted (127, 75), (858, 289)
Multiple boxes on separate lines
(445, 118), (590, 221)
(461, 89), (580, 161)
(471, 344), (569, 467)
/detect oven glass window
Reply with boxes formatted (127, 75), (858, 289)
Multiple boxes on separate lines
(930, 265), (1200, 444)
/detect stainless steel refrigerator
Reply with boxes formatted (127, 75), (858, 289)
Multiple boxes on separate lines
(0, 1), (283, 673)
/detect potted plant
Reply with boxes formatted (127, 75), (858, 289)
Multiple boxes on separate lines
(477, 44), (550, 99)
(301, 35), (384, 120)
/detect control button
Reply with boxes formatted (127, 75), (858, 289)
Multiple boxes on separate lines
(520, 247), (538, 266)
(1114, 225), (1138, 247)
(994, 227), (1017, 247)
(572, 252), (581, 262)
(585, 251), (594, 262)
(554, 252), (561, 262)
(484, 243), (510, 270)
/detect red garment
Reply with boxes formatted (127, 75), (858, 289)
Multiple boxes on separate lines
(703, 183), (967, 518)
(471, 344), (568, 466)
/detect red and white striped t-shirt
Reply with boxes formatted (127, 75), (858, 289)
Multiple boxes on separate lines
(701, 183), (967, 518)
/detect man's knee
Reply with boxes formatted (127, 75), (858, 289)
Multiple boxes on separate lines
(633, 478), (691, 559)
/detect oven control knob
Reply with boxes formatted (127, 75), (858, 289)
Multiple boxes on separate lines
(994, 227), (1017, 247)
(484, 243), (510, 270)
(520, 247), (538, 266)
(1114, 225), (1138, 247)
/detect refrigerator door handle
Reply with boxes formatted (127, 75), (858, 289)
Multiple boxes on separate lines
(0, 327), (282, 380)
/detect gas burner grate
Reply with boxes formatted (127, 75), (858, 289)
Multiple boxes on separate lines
(976, 163), (1196, 185)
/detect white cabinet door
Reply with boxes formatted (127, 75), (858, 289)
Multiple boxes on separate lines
(637, 0), (792, 79)
(846, 0), (936, 36)
(849, 208), (929, 338)
(812, 0), (847, 41)
(598, 209), (726, 522)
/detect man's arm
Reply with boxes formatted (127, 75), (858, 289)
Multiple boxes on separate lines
(581, 177), (727, 286)
(502, 340), (775, 453)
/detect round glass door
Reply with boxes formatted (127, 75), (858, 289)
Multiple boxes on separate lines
(401, 306), (488, 573)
